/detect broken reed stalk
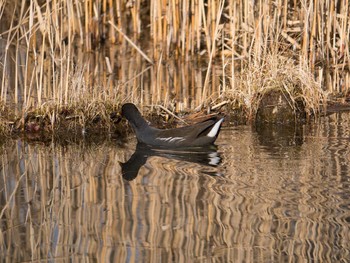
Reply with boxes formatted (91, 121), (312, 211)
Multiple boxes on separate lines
(109, 21), (153, 64)
(155, 104), (188, 124)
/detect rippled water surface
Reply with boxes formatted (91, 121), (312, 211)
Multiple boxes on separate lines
(1, 113), (350, 262)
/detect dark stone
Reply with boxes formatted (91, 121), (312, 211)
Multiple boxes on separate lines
(256, 89), (306, 124)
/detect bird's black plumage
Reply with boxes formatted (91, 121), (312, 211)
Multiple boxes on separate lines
(122, 103), (224, 148)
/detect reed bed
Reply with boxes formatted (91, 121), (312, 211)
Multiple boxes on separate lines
(221, 48), (328, 120)
(0, 0), (349, 133)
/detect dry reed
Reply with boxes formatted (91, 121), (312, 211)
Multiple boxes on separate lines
(222, 47), (327, 120)
(0, 0), (349, 133)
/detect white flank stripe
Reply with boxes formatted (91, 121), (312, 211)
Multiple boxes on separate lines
(207, 118), (224, 138)
(169, 137), (185, 142)
(156, 137), (185, 143)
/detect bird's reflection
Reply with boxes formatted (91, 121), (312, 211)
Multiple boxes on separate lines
(121, 143), (222, 181)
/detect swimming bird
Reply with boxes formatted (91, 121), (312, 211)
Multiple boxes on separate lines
(121, 103), (224, 148)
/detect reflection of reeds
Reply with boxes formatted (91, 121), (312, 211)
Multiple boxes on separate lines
(1, 120), (350, 261)
(0, 0), (348, 130)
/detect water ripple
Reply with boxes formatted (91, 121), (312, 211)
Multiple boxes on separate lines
(2, 113), (350, 262)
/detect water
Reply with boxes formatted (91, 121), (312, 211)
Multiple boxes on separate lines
(1, 113), (350, 262)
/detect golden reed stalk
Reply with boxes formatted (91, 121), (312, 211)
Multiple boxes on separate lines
(0, 0), (348, 125)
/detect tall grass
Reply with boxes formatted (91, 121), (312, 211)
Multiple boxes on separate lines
(0, 0), (349, 129)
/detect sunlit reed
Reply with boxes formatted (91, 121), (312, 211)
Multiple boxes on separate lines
(0, 0), (349, 132)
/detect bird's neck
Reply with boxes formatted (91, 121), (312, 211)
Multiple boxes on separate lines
(131, 114), (149, 130)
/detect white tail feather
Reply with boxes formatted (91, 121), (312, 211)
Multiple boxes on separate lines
(207, 118), (224, 138)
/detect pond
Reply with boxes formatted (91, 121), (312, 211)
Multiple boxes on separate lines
(1, 112), (350, 262)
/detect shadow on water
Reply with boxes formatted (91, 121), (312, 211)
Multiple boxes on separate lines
(254, 123), (304, 153)
(121, 142), (222, 181)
